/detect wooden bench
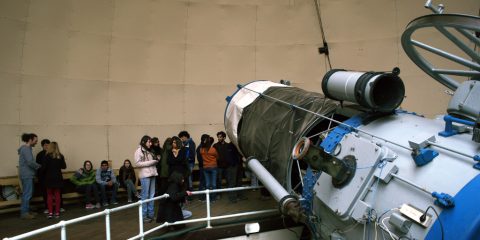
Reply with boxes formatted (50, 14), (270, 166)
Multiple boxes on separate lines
(0, 168), (142, 212)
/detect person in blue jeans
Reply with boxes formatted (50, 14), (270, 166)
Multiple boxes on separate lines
(199, 135), (218, 201)
(134, 135), (158, 223)
(96, 160), (119, 206)
(18, 133), (41, 219)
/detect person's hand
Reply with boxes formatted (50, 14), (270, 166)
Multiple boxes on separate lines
(107, 181), (113, 187)
(186, 191), (192, 196)
(77, 168), (83, 174)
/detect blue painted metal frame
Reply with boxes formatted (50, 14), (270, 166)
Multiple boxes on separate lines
(439, 115), (475, 137)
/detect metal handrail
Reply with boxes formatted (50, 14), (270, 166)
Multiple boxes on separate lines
(3, 186), (269, 240)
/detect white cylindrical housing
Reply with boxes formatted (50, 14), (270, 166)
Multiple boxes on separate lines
(247, 158), (289, 202)
(322, 69), (405, 112)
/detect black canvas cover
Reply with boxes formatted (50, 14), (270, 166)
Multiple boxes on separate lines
(237, 86), (338, 186)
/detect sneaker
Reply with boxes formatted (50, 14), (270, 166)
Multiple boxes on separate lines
(60, 208), (65, 213)
(43, 209), (49, 214)
(47, 214), (53, 219)
(55, 214), (60, 219)
(85, 203), (94, 209)
(21, 213), (36, 219)
(103, 202), (109, 207)
(95, 203), (101, 208)
(127, 199), (132, 203)
(143, 217), (152, 223)
(111, 201), (118, 205)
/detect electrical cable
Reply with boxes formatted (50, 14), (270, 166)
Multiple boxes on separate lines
(381, 217), (399, 240)
(420, 206), (444, 240)
(313, 0), (332, 70)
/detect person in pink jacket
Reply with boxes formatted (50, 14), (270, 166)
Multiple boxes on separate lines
(134, 135), (158, 223)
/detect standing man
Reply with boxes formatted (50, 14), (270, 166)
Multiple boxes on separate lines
(18, 133), (41, 219)
(178, 131), (196, 191)
(36, 139), (50, 214)
(213, 131), (246, 203)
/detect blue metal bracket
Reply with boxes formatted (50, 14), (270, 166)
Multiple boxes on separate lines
(320, 115), (364, 153)
(413, 149), (439, 166)
(432, 191), (455, 209)
(301, 167), (321, 214)
(439, 115), (475, 137)
(472, 155), (480, 170)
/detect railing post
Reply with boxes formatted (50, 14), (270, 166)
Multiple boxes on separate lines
(60, 221), (66, 240)
(206, 189), (212, 228)
(138, 201), (144, 240)
(105, 209), (111, 240)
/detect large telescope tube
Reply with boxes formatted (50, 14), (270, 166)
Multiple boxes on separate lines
(322, 69), (405, 112)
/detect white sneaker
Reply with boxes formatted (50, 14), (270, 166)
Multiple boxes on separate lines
(60, 208), (65, 213)
(43, 209), (49, 214)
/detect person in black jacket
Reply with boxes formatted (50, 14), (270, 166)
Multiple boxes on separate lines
(156, 171), (192, 225)
(119, 159), (138, 203)
(167, 136), (188, 178)
(43, 142), (66, 219)
(35, 139), (50, 213)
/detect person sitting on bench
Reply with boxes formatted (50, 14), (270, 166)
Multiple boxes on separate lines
(96, 160), (118, 206)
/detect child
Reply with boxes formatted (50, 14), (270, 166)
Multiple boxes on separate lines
(119, 159), (139, 202)
(70, 160), (100, 209)
(43, 142), (66, 218)
(156, 171), (192, 225)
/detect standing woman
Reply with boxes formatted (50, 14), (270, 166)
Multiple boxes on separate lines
(168, 136), (188, 178)
(134, 135), (158, 223)
(200, 136), (218, 201)
(119, 159), (138, 203)
(43, 142), (66, 219)
(157, 137), (172, 196)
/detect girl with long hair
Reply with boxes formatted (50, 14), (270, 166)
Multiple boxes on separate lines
(119, 159), (138, 203)
(157, 137), (172, 196)
(43, 142), (66, 218)
(200, 136), (218, 201)
(167, 136), (188, 178)
(134, 135), (158, 223)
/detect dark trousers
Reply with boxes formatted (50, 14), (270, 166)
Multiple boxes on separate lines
(39, 179), (48, 210)
(226, 165), (238, 201)
(198, 167), (206, 200)
(98, 183), (118, 204)
(76, 184), (100, 204)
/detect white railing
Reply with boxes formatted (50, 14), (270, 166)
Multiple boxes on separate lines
(3, 186), (272, 240)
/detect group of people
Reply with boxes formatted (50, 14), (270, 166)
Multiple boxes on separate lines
(17, 130), (249, 226)
(70, 159), (139, 209)
(134, 130), (248, 225)
(18, 134), (66, 219)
